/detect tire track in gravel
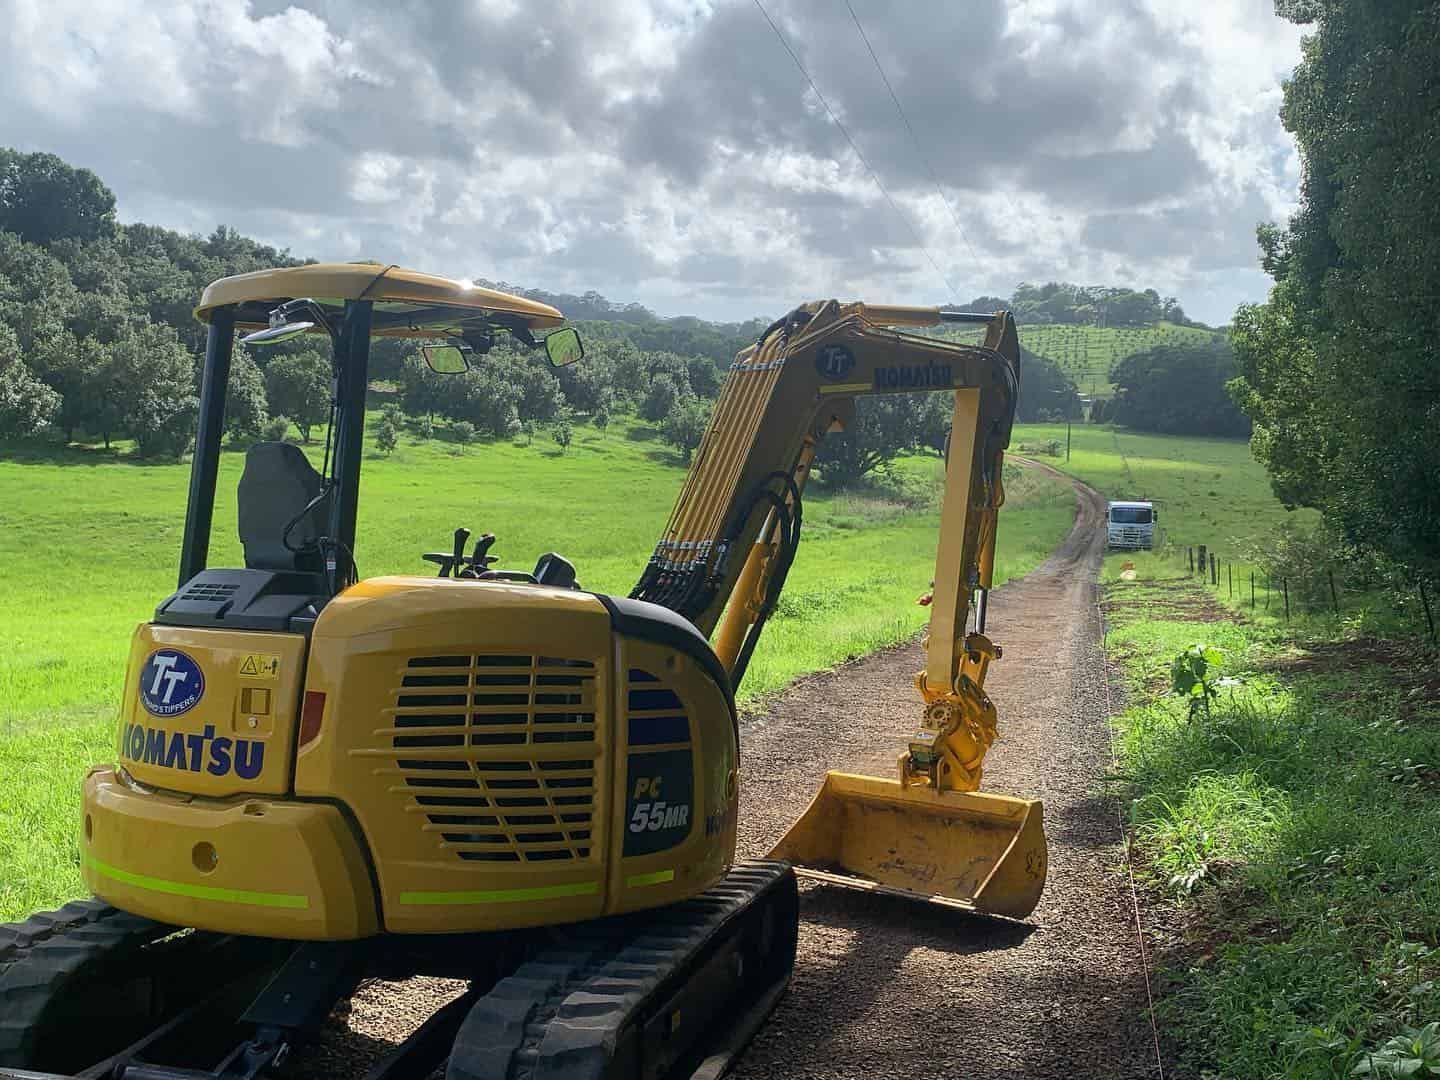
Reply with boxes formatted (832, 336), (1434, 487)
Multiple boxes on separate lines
(729, 462), (1157, 1080)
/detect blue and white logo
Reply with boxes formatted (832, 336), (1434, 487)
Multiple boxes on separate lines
(139, 650), (205, 717)
(814, 344), (855, 381)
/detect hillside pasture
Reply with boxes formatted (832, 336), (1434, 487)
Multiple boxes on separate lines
(941, 321), (1218, 400)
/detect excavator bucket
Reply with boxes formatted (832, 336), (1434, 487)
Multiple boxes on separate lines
(767, 771), (1047, 918)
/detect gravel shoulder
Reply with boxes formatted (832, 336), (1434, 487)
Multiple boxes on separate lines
(730, 462), (1158, 1079)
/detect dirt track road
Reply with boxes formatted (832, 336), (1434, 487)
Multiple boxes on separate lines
(729, 464), (1156, 1079)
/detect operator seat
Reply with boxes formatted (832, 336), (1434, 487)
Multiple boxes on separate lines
(237, 442), (331, 573)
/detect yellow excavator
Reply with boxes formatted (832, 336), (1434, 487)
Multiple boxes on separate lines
(0, 264), (1045, 1080)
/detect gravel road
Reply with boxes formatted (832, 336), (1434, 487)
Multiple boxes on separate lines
(320, 464), (1157, 1079)
(728, 464), (1157, 1079)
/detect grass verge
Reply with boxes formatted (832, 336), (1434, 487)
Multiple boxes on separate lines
(1105, 574), (1440, 1077)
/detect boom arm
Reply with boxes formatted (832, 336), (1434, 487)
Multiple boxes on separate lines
(631, 301), (1021, 793)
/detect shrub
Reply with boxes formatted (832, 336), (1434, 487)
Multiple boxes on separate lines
(640, 375), (681, 422)
(374, 414), (399, 455)
(263, 415), (291, 443)
(662, 396), (710, 462)
(552, 412), (573, 454)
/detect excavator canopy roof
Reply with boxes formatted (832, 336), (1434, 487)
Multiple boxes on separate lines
(194, 263), (566, 339)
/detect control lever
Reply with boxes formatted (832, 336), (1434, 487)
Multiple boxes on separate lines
(422, 527), (471, 577)
(450, 527), (471, 575)
(458, 533), (498, 578)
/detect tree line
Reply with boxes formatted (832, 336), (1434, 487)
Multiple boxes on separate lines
(1000, 282), (1206, 328)
(2, 144), (1243, 490)
(1227, 0), (1440, 589)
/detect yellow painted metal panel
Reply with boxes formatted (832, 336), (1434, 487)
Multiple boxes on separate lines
(81, 768), (378, 939)
(84, 853), (308, 909)
(926, 389), (981, 692)
(195, 263), (564, 331)
(767, 771), (1047, 918)
(294, 577), (617, 933)
(118, 625), (308, 797)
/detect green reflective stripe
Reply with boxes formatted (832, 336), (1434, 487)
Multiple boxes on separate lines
(399, 880), (599, 906)
(84, 853), (309, 910)
(626, 869), (675, 888)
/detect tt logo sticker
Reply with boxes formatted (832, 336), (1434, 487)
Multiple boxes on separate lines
(814, 344), (855, 381)
(139, 650), (205, 717)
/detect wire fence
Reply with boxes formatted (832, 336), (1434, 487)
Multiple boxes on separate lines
(1167, 543), (1438, 643)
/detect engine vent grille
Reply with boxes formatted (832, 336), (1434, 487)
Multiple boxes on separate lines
(181, 582), (240, 602)
(384, 654), (598, 864)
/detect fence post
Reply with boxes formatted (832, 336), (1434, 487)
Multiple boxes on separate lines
(1328, 569), (1340, 615)
(1210, 553), (1218, 586)
(1420, 579), (1437, 642)
(1228, 563), (1233, 598)
(1283, 577), (1290, 622)
(1198, 544), (1207, 578)
(1250, 570), (1255, 609)
(1188, 547), (1194, 573)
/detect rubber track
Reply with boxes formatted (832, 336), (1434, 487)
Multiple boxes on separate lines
(0, 899), (173, 1065)
(447, 861), (794, 1080)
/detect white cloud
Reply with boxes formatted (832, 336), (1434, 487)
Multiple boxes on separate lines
(0, 0), (1306, 325)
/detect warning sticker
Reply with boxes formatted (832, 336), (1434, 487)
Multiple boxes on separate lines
(238, 654), (281, 680)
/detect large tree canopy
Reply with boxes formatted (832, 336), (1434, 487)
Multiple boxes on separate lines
(1111, 340), (1249, 437)
(0, 150), (117, 247)
(1230, 1), (1440, 580)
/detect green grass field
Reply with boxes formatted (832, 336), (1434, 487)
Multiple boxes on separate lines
(0, 416), (1077, 919)
(942, 321), (1218, 399)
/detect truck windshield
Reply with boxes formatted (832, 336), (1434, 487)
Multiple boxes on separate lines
(1110, 507), (1153, 524)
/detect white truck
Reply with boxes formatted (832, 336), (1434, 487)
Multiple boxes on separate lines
(1106, 500), (1156, 549)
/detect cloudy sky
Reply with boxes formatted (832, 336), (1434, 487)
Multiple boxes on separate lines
(0, 0), (1305, 325)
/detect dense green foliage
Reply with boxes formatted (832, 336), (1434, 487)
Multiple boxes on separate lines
(263, 350), (330, 443)
(1006, 281), (1200, 327)
(0, 150), (117, 248)
(1230, 1), (1440, 584)
(1111, 339), (1250, 436)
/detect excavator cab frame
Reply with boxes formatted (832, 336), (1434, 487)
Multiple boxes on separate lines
(179, 263), (571, 597)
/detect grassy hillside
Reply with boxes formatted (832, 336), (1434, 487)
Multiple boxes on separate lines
(944, 322), (1218, 399)
(0, 417), (1077, 919)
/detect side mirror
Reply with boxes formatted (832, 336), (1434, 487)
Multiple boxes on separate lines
(240, 298), (327, 345)
(543, 327), (584, 368)
(422, 343), (471, 374)
(241, 320), (316, 345)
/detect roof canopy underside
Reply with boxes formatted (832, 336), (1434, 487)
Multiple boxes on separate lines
(195, 263), (566, 339)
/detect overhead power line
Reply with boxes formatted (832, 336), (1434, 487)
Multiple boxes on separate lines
(751, 0), (960, 300)
(843, 0), (981, 268)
